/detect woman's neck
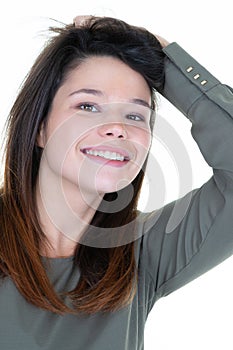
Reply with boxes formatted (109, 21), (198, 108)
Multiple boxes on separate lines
(35, 163), (103, 258)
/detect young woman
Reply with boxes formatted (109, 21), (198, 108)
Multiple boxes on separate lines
(0, 16), (232, 350)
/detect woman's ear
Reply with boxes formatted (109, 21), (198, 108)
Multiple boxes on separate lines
(36, 122), (45, 148)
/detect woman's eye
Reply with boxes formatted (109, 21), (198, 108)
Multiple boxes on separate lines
(78, 103), (99, 113)
(126, 114), (145, 122)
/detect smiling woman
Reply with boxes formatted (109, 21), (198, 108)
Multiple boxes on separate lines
(0, 15), (233, 350)
(0, 16), (164, 316)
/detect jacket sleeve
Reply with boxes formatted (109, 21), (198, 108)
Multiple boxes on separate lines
(141, 42), (233, 307)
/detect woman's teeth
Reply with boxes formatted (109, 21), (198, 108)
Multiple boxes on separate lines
(85, 149), (125, 161)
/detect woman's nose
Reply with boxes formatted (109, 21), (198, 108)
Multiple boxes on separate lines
(98, 123), (128, 139)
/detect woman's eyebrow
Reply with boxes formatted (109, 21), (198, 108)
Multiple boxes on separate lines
(69, 88), (104, 97)
(69, 88), (151, 108)
(130, 98), (151, 108)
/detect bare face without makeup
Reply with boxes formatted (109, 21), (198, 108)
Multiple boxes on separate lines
(36, 55), (155, 252)
(38, 56), (153, 196)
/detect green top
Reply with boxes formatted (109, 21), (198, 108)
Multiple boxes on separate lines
(1, 43), (233, 350)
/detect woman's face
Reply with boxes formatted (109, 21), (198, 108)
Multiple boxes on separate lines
(38, 56), (153, 196)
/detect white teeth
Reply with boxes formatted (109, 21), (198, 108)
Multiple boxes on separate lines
(85, 149), (125, 161)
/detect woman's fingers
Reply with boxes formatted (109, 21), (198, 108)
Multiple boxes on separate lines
(155, 34), (170, 48)
(73, 15), (92, 27)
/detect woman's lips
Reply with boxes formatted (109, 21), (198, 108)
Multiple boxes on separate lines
(80, 145), (132, 160)
(80, 150), (130, 168)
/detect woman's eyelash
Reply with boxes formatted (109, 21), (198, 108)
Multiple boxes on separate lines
(76, 103), (99, 112)
(126, 114), (145, 122)
(75, 103), (146, 122)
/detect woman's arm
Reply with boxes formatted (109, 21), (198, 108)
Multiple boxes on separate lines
(141, 42), (233, 308)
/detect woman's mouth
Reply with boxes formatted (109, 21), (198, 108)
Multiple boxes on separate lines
(80, 148), (131, 167)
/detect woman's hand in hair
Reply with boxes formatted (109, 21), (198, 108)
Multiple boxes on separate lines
(155, 34), (170, 48)
(73, 16), (170, 48)
(73, 15), (92, 27)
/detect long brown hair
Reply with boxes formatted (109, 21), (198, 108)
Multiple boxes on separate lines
(0, 17), (165, 314)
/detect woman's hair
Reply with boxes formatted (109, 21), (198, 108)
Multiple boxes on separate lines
(0, 16), (165, 314)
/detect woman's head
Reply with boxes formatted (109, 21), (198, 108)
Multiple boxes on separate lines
(4, 16), (165, 197)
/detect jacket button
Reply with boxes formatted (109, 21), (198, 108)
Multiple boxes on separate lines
(200, 80), (208, 85)
(186, 66), (194, 72)
(194, 74), (200, 80)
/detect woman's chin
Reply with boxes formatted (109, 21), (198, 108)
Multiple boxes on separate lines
(95, 177), (132, 194)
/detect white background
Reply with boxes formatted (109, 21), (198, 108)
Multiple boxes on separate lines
(0, 0), (232, 349)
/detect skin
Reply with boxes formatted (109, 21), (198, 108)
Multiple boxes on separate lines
(36, 55), (152, 257)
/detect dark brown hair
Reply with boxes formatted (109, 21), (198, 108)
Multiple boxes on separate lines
(0, 17), (165, 314)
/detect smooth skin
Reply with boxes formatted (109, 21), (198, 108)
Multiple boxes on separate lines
(36, 55), (153, 257)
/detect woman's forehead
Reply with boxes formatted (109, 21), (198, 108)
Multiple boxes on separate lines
(62, 55), (151, 102)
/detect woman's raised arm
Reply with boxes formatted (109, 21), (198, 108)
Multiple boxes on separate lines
(140, 42), (233, 310)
